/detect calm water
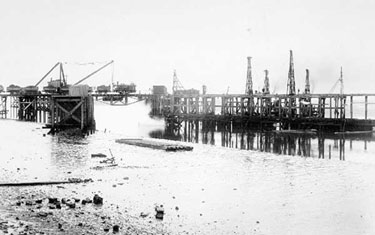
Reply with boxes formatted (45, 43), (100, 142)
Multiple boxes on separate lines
(1, 101), (375, 234)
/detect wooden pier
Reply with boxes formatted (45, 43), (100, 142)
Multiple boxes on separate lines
(152, 93), (375, 132)
(0, 93), (95, 134)
(1, 90), (374, 134)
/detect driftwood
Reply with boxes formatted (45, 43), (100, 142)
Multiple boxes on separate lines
(0, 178), (93, 187)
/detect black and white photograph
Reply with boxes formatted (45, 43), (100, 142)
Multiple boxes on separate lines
(0, 0), (375, 234)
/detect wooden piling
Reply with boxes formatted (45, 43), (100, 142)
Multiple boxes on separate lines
(350, 96), (353, 119)
(365, 96), (368, 120)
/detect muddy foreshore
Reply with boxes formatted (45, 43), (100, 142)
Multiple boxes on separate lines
(0, 179), (169, 235)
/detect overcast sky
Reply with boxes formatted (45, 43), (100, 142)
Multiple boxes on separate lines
(0, 0), (374, 94)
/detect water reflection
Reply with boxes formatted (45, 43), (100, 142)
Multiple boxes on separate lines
(149, 121), (375, 160)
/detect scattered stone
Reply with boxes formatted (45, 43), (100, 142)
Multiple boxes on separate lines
(61, 198), (67, 204)
(104, 227), (110, 232)
(58, 223), (62, 229)
(67, 202), (76, 209)
(49, 205), (56, 210)
(16, 201), (22, 206)
(256, 221), (260, 224)
(35, 199), (43, 204)
(48, 198), (58, 204)
(55, 202), (62, 209)
(113, 225), (120, 233)
(82, 198), (92, 205)
(175, 206), (179, 211)
(78, 223), (83, 227)
(73, 198), (80, 203)
(93, 194), (103, 205)
(140, 212), (149, 218)
(37, 212), (48, 217)
(25, 201), (34, 206)
(155, 205), (164, 220)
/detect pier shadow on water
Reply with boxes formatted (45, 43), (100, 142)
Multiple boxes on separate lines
(149, 120), (375, 161)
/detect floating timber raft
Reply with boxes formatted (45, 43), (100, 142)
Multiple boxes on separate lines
(116, 138), (193, 151)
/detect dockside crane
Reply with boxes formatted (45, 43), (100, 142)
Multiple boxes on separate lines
(34, 62), (62, 87)
(329, 67), (344, 95)
(245, 57), (253, 95)
(73, 60), (114, 86)
(172, 70), (185, 94)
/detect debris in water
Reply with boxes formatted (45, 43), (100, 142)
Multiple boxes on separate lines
(91, 153), (107, 158)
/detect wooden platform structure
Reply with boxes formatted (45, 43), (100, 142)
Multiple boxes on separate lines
(46, 95), (95, 134)
(0, 93), (95, 134)
(152, 93), (375, 132)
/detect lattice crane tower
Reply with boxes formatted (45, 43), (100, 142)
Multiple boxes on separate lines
(172, 70), (184, 94)
(305, 69), (310, 94)
(264, 69), (270, 94)
(287, 50), (296, 95)
(245, 57), (253, 95)
(339, 67), (344, 95)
